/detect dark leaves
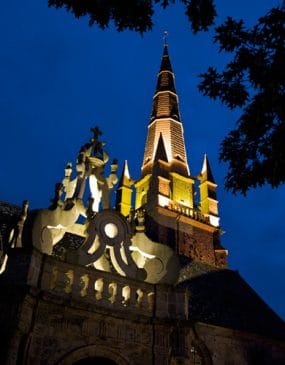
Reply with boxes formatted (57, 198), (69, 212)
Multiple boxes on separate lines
(214, 17), (248, 51)
(48, 0), (217, 33)
(199, 67), (249, 109)
(199, 6), (285, 194)
(184, 0), (217, 33)
(48, 0), (155, 32)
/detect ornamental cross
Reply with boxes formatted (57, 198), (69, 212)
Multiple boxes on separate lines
(90, 126), (105, 158)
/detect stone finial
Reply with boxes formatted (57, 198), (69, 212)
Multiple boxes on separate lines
(49, 182), (64, 210)
(9, 200), (29, 248)
(31, 126), (119, 255)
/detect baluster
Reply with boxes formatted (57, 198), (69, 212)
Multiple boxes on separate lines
(70, 270), (82, 300)
(100, 278), (111, 306)
(54, 267), (69, 294)
(108, 282), (117, 304)
(87, 275), (96, 303)
(95, 278), (104, 300)
(137, 289), (149, 311)
(114, 282), (125, 308)
(128, 285), (138, 308)
(64, 270), (74, 294)
(136, 288), (143, 308)
(80, 274), (89, 297)
(122, 285), (130, 306)
(138, 288), (150, 311)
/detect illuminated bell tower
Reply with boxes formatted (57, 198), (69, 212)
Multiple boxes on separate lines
(134, 42), (227, 267)
(136, 42), (195, 213)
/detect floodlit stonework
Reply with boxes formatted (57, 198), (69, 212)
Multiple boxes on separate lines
(1, 43), (285, 365)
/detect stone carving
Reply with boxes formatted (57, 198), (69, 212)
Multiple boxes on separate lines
(9, 200), (29, 248)
(29, 126), (178, 284)
(0, 200), (29, 274)
(130, 210), (180, 284)
(68, 209), (147, 281)
(31, 127), (118, 255)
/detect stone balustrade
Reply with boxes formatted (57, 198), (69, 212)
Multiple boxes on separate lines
(168, 202), (210, 225)
(35, 253), (188, 320)
(40, 255), (154, 316)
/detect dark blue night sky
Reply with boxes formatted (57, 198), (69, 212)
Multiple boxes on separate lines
(1, 0), (284, 319)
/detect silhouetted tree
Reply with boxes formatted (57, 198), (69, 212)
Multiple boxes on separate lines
(199, 6), (285, 194)
(48, 0), (216, 33)
(48, 1), (285, 194)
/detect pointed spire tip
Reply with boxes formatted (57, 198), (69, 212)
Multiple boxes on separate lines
(163, 31), (168, 46)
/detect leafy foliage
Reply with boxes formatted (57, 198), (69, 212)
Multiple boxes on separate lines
(199, 6), (285, 194)
(48, 0), (216, 34)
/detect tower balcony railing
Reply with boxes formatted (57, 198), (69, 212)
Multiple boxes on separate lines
(168, 202), (210, 225)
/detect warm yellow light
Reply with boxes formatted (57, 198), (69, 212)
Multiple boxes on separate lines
(0, 254), (8, 275)
(158, 194), (170, 208)
(209, 215), (220, 227)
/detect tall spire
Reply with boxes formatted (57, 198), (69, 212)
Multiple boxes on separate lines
(135, 41), (225, 269)
(142, 41), (189, 177)
(150, 42), (180, 123)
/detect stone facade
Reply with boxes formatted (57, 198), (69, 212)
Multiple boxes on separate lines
(1, 203), (285, 365)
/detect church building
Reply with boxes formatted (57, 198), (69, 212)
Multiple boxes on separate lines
(0, 43), (285, 365)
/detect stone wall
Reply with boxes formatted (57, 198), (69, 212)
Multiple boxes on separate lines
(1, 248), (285, 365)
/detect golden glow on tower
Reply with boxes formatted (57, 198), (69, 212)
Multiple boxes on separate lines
(141, 43), (190, 178)
(142, 118), (189, 172)
(170, 172), (195, 209)
(135, 174), (151, 210)
(117, 41), (225, 268)
(199, 154), (220, 227)
(115, 160), (133, 216)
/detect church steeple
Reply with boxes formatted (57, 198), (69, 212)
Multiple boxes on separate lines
(151, 43), (178, 117)
(142, 42), (189, 178)
(135, 41), (195, 213)
(134, 41), (226, 268)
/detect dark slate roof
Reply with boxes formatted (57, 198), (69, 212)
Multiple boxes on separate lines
(150, 44), (181, 123)
(155, 44), (176, 94)
(178, 261), (285, 340)
(160, 44), (173, 72)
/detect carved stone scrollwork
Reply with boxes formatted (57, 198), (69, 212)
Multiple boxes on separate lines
(30, 127), (118, 255)
(68, 210), (147, 281)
